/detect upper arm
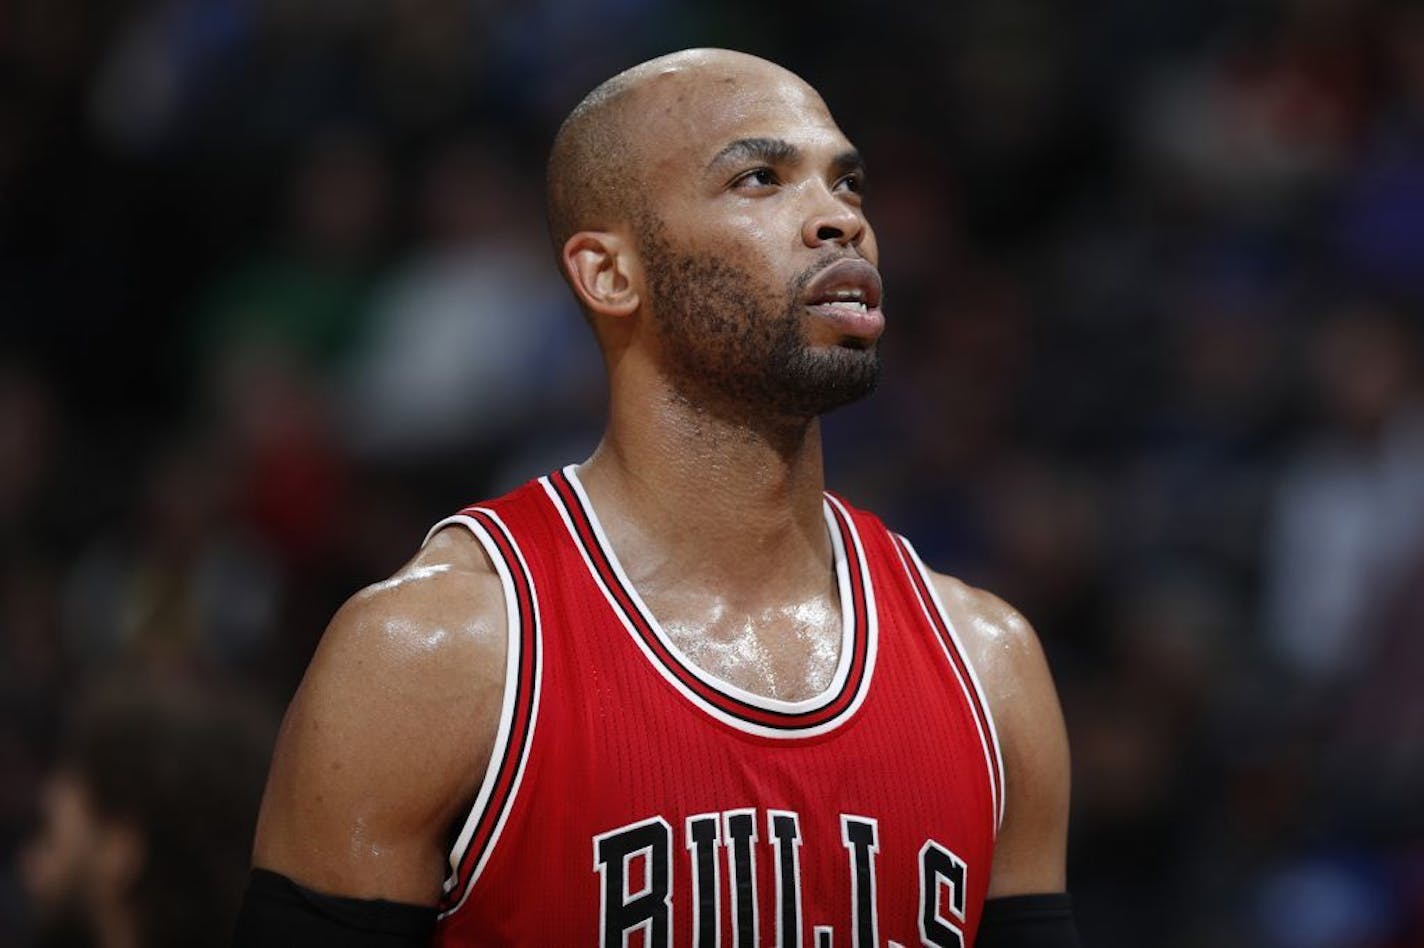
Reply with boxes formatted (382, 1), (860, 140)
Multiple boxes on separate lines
(251, 528), (508, 906)
(931, 574), (1071, 897)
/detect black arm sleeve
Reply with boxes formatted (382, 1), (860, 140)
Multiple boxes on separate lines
(976, 893), (1082, 948)
(232, 868), (438, 947)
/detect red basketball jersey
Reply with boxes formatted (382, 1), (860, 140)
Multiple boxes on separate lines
(429, 466), (1004, 947)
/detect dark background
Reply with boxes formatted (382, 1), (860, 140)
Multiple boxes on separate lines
(3, 0), (1423, 944)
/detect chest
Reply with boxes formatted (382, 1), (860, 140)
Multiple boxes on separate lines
(652, 592), (844, 702)
(431, 481), (1006, 946)
(441, 593), (1000, 948)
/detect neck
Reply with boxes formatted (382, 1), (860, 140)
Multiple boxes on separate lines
(578, 374), (832, 595)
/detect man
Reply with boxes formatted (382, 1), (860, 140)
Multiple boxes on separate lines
(22, 677), (271, 948)
(238, 48), (1076, 946)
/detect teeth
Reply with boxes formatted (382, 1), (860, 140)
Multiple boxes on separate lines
(824, 300), (868, 313)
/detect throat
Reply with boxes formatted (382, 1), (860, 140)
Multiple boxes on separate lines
(561, 462), (852, 703)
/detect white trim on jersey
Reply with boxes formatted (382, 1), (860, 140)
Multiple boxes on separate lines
(541, 467), (879, 739)
(422, 508), (544, 918)
(892, 536), (1007, 834)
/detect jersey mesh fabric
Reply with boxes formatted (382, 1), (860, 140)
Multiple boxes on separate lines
(431, 468), (1001, 947)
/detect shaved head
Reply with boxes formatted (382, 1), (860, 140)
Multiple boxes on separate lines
(545, 49), (820, 250)
(546, 48), (882, 424)
(545, 69), (639, 250)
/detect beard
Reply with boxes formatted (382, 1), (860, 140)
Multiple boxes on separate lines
(636, 215), (880, 423)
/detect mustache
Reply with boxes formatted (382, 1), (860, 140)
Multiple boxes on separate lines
(792, 252), (866, 295)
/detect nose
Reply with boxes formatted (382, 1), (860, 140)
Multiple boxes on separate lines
(801, 186), (865, 250)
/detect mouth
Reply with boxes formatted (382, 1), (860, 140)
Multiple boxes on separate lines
(801, 258), (885, 344)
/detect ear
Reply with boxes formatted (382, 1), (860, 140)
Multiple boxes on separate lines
(561, 231), (641, 319)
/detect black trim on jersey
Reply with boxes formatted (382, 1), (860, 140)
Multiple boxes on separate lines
(977, 894), (1081, 948)
(234, 869), (435, 946)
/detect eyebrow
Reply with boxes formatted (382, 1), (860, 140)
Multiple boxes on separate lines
(829, 148), (866, 181)
(705, 137), (866, 179)
(707, 137), (800, 171)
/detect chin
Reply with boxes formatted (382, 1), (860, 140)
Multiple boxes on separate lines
(779, 346), (881, 416)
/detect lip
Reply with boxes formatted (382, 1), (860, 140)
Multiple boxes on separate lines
(802, 258), (884, 309)
(802, 257), (885, 343)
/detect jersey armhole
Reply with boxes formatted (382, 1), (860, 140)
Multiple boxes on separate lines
(421, 510), (543, 919)
(891, 534), (1007, 835)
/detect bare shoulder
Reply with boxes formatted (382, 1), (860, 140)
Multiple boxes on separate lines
(309, 524), (508, 728)
(253, 525), (508, 905)
(326, 524), (508, 677)
(927, 574), (1046, 705)
(927, 571), (1071, 896)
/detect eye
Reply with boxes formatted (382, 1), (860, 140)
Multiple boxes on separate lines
(731, 167), (779, 190)
(834, 172), (865, 195)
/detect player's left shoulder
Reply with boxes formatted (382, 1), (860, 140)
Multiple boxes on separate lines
(925, 570), (1070, 894)
(925, 573), (1050, 708)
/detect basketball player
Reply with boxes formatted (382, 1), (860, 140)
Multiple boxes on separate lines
(236, 49), (1077, 947)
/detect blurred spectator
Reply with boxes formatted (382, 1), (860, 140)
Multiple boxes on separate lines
(0, 365), (61, 546)
(1136, 0), (1370, 216)
(61, 438), (281, 670)
(209, 341), (350, 570)
(1335, 2), (1424, 301)
(87, 0), (253, 155)
(18, 675), (273, 948)
(192, 127), (387, 374)
(1262, 302), (1424, 684)
(341, 137), (592, 460)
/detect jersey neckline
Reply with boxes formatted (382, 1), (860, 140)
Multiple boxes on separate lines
(541, 465), (878, 739)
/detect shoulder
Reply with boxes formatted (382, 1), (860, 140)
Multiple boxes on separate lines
(925, 571), (1071, 895)
(253, 525), (509, 903)
(322, 525), (508, 671)
(307, 525), (509, 721)
(925, 574), (1045, 706)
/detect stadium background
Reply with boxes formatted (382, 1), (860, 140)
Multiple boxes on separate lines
(3, 0), (1423, 944)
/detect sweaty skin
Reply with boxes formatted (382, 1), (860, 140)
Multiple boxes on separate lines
(252, 47), (1069, 907)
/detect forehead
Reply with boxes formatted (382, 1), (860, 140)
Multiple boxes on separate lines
(635, 64), (850, 177)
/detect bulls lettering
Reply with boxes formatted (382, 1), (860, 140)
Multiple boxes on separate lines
(686, 813), (722, 947)
(840, 815), (880, 948)
(724, 809), (759, 947)
(769, 810), (804, 948)
(593, 816), (673, 948)
(918, 841), (968, 948)
(593, 808), (969, 948)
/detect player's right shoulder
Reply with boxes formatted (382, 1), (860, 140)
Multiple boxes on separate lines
(253, 524), (509, 903)
(293, 520), (510, 798)
(323, 523), (508, 672)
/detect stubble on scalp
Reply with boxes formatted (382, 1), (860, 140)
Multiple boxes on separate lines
(634, 210), (880, 428)
(546, 73), (639, 254)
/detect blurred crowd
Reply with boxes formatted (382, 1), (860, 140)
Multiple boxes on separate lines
(3, 0), (1424, 945)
